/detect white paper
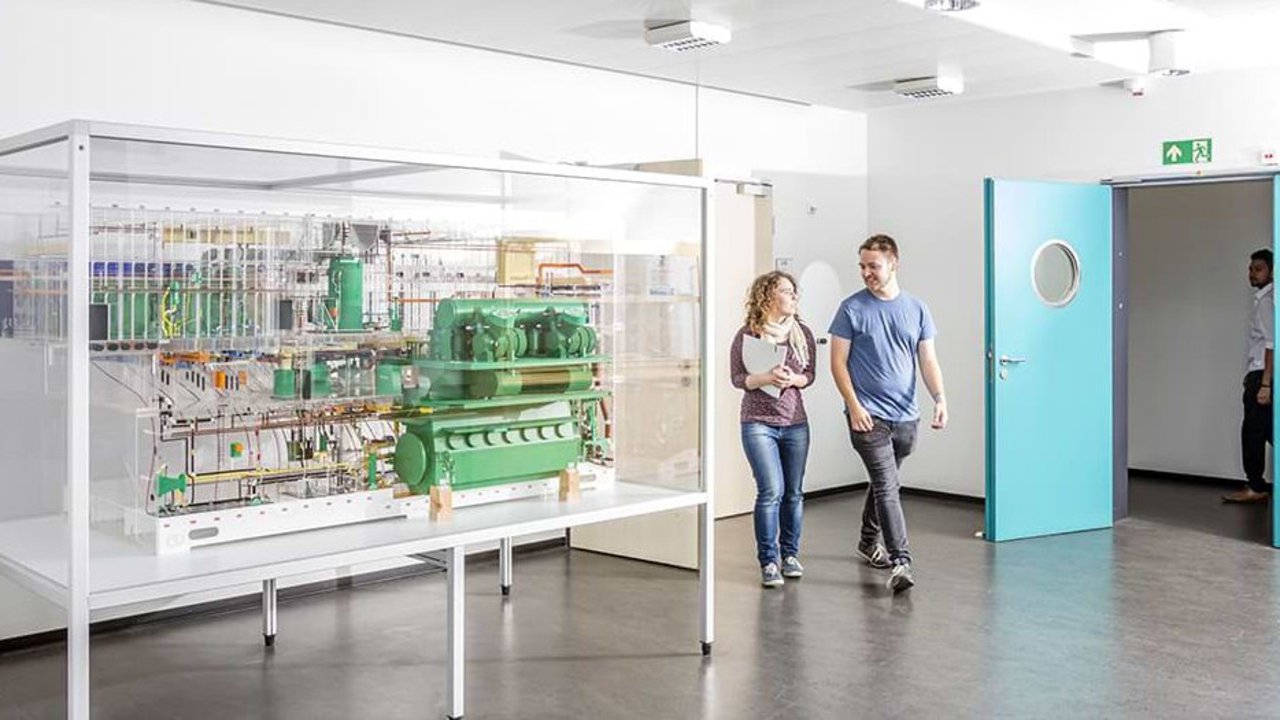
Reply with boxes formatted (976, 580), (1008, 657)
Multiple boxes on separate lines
(742, 335), (789, 399)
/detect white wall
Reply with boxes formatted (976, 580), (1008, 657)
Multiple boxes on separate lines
(0, 0), (866, 638)
(1128, 182), (1274, 479)
(767, 171), (869, 492)
(869, 67), (1280, 497)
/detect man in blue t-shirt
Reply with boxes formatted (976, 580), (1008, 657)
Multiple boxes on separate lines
(828, 234), (948, 594)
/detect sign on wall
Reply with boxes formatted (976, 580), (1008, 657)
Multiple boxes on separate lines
(1163, 138), (1212, 165)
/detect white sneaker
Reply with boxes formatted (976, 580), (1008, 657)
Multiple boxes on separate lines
(855, 543), (892, 570)
(781, 556), (804, 578)
(761, 562), (785, 588)
(888, 564), (914, 594)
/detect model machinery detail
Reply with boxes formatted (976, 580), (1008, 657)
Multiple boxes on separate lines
(57, 212), (616, 553)
(393, 298), (608, 497)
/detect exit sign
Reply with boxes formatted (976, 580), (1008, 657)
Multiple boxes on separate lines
(1163, 138), (1212, 165)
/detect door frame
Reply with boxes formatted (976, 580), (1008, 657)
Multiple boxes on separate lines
(1106, 171), (1280, 535)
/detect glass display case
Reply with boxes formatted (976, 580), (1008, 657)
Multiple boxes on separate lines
(0, 121), (713, 718)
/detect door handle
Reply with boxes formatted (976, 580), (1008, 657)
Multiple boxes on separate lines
(998, 355), (1027, 365)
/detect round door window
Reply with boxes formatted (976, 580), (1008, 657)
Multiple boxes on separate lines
(1031, 240), (1081, 307)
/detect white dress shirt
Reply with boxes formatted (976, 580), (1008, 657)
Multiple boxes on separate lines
(1247, 282), (1274, 373)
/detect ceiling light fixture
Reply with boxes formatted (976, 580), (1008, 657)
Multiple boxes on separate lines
(924, 0), (980, 11)
(1148, 30), (1189, 76)
(1073, 29), (1190, 77)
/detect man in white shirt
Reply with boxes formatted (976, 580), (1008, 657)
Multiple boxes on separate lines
(1225, 249), (1274, 503)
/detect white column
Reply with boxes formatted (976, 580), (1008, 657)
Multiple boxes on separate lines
(68, 126), (92, 719)
(499, 537), (513, 596)
(262, 579), (278, 646)
(446, 545), (465, 719)
(698, 503), (715, 655)
(698, 183), (716, 656)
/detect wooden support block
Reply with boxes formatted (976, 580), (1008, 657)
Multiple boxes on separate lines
(559, 466), (581, 502)
(430, 485), (454, 521)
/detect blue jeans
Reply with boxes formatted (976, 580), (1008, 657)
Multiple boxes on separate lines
(741, 422), (809, 566)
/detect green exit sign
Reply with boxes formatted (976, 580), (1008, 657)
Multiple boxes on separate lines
(1163, 138), (1212, 165)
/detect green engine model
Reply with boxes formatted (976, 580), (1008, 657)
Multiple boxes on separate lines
(422, 298), (599, 401)
(393, 406), (586, 495)
(427, 298), (597, 364)
(393, 298), (607, 496)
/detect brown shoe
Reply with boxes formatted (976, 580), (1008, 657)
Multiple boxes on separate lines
(1223, 488), (1271, 504)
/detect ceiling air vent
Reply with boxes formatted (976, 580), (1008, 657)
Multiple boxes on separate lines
(893, 74), (964, 99)
(924, 0), (980, 11)
(645, 21), (732, 52)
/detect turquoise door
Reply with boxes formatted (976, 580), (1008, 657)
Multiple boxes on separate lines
(985, 179), (1113, 541)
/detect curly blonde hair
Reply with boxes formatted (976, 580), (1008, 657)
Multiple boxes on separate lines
(745, 271), (800, 336)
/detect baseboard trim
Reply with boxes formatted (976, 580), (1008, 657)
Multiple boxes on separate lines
(0, 536), (566, 656)
(808, 481), (984, 505)
(806, 482), (866, 500)
(724, 481), (983, 515)
(901, 485), (984, 505)
(1130, 468), (1247, 488)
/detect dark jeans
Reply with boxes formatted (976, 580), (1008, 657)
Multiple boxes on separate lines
(848, 417), (918, 566)
(741, 422), (809, 566)
(1242, 370), (1273, 493)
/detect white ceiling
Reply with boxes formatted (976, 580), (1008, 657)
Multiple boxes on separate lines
(202, 0), (1280, 111)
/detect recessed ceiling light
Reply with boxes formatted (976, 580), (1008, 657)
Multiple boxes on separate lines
(924, 0), (980, 11)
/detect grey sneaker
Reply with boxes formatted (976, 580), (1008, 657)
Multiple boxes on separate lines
(888, 564), (915, 594)
(855, 543), (892, 570)
(761, 562), (785, 588)
(781, 556), (804, 578)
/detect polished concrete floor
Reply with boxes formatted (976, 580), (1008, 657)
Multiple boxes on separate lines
(2, 476), (1279, 719)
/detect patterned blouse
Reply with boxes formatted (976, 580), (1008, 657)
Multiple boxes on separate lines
(729, 322), (818, 426)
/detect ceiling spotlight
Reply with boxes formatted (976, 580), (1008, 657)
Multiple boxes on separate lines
(924, 0), (980, 11)
(1122, 77), (1147, 97)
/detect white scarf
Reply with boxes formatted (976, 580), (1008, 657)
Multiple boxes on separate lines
(761, 316), (809, 369)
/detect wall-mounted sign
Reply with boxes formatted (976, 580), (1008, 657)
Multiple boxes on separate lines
(1163, 138), (1212, 165)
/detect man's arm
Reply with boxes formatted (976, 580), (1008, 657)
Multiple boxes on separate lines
(918, 338), (948, 429)
(1261, 348), (1273, 406)
(830, 336), (873, 432)
(1261, 295), (1274, 406)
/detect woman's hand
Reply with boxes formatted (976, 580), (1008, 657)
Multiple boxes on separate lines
(769, 365), (791, 388)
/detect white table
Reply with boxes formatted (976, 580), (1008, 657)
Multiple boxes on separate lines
(0, 481), (715, 719)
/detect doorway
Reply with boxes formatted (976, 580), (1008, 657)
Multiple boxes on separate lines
(1117, 180), (1275, 544)
(985, 175), (1280, 546)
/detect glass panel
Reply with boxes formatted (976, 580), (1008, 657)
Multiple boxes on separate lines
(0, 137), (70, 715)
(506, 173), (704, 492)
(82, 134), (703, 560)
(1032, 240), (1080, 307)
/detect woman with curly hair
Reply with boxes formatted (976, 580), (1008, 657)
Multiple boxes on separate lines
(729, 271), (817, 588)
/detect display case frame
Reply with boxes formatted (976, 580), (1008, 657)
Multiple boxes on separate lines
(0, 120), (716, 720)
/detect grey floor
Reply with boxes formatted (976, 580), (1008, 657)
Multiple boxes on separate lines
(2, 476), (1279, 719)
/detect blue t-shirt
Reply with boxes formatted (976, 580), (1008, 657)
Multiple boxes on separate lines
(828, 289), (937, 422)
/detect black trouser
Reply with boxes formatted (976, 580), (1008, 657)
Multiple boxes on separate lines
(1242, 370), (1273, 493)
(849, 418), (918, 566)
